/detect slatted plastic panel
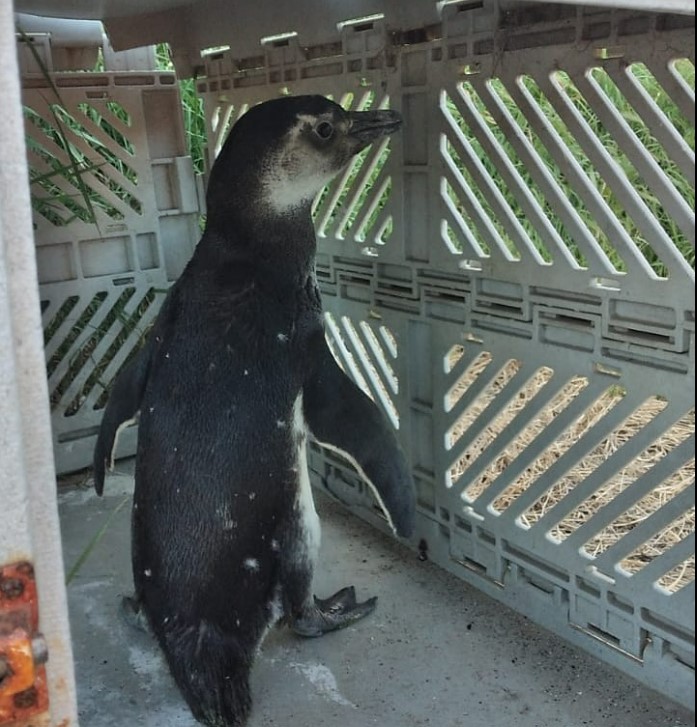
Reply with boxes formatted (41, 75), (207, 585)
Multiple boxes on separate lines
(21, 47), (201, 474)
(195, 1), (694, 708)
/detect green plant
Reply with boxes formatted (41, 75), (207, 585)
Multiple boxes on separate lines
(65, 495), (130, 585)
(18, 29), (104, 229)
(443, 59), (695, 277)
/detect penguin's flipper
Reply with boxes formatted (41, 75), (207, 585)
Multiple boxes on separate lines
(93, 339), (153, 495)
(292, 586), (377, 638)
(303, 339), (416, 538)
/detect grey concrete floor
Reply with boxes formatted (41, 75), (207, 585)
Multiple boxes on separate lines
(58, 461), (694, 727)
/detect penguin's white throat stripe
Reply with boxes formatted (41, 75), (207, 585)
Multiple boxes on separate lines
(265, 174), (321, 214)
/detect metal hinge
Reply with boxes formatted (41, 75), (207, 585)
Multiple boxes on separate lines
(0, 562), (49, 724)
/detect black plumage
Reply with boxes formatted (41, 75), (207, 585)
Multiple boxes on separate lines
(94, 95), (414, 727)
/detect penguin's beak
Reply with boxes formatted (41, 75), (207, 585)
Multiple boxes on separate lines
(348, 109), (403, 147)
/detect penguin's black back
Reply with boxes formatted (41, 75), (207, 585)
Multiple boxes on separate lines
(97, 94), (411, 727)
(131, 249), (324, 723)
(134, 253), (321, 594)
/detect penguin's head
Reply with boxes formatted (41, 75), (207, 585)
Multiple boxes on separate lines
(206, 95), (402, 219)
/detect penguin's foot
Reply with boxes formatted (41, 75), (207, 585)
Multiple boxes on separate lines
(292, 586), (377, 638)
(119, 595), (151, 634)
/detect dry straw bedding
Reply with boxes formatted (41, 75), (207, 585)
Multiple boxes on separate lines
(447, 348), (694, 593)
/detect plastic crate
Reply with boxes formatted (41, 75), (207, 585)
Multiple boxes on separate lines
(19, 30), (200, 474)
(186, 2), (694, 709)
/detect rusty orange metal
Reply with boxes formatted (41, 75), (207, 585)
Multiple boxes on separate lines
(0, 629), (36, 696)
(0, 562), (49, 724)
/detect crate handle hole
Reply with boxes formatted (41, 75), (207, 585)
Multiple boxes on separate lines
(459, 258), (482, 271)
(112, 276), (135, 287)
(590, 276), (621, 291)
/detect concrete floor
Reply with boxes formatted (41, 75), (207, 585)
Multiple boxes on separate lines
(58, 460), (694, 727)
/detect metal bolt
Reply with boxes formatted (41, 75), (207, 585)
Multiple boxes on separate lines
(15, 562), (34, 578)
(31, 634), (48, 666)
(0, 577), (24, 599)
(0, 654), (9, 683)
(13, 686), (38, 709)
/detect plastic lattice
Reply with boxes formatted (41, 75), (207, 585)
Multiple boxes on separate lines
(324, 312), (400, 428)
(22, 66), (199, 474)
(25, 99), (142, 229)
(439, 60), (694, 281)
(190, 5), (695, 708)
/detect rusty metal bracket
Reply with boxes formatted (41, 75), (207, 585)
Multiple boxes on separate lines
(0, 562), (49, 724)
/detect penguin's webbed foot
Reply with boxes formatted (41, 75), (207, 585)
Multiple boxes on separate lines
(119, 595), (151, 635)
(291, 586), (377, 638)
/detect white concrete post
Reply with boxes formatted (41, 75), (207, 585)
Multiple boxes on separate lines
(0, 2), (79, 724)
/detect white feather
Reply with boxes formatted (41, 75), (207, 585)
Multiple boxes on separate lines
(312, 440), (397, 535)
(109, 416), (137, 470)
(292, 394), (321, 566)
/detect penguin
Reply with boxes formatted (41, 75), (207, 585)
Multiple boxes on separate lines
(93, 94), (415, 727)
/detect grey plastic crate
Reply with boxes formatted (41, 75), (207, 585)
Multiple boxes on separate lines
(19, 32), (200, 474)
(188, 1), (694, 709)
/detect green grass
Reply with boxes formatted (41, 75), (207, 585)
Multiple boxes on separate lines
(444, 59), (695, 277)
(65, 495), (130, 585)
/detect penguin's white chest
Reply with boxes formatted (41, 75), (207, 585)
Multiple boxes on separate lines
(292, 394), (321, 565)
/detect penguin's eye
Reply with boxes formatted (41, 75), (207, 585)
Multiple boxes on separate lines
(314, 121), (334, 141)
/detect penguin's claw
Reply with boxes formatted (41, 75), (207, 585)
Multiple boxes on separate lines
(119, 595), (151, 634)
(292, 586), (377, 638)
(313, 585), (357, 613)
